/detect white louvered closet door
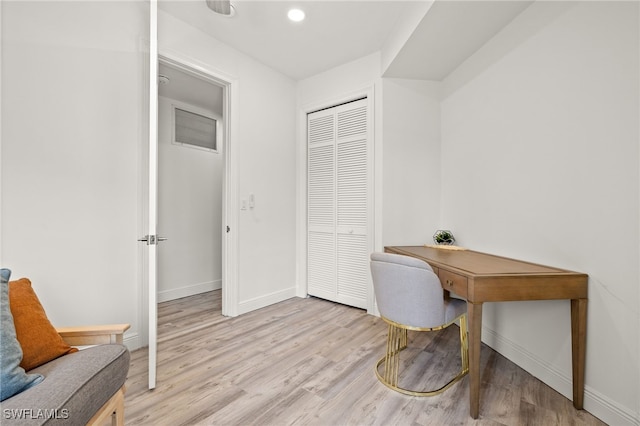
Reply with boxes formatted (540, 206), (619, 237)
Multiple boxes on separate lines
(307, 98), (371, 309)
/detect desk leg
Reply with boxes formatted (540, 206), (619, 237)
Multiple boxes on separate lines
(468, 301), (483, 419)
(571, 298), (587, 409)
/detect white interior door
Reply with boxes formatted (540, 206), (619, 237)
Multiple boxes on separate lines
(145, 0), (159, 390)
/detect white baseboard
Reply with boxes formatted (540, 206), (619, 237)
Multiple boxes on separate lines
(482, 326), (639, 426)
(157, 279), (221, 303)
(237, 286), (298, 315)
(122, 332), (141, 351)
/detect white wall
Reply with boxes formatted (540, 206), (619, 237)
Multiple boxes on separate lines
(297, 52), (382, 105)
(381, 78), (441, 246)
(440, 2), (639, 424)
(157, 96), (223, 302)
(1, 1), (146, 347)
(158, 11), (298, 314)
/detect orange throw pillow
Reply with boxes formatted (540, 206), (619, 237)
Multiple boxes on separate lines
(8, 278), (77, 371)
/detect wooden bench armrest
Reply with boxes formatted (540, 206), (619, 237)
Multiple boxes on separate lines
(56, 324), (130, 346)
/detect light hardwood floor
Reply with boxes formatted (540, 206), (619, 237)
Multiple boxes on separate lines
(124, 291), (605, 425)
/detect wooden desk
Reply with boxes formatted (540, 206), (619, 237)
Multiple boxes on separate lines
(384, 245), (588, 419)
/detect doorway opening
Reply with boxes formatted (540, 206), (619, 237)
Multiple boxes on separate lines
(157, 60), (224, 305)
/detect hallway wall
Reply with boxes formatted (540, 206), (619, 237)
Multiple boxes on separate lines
(157, 96), (223, 302)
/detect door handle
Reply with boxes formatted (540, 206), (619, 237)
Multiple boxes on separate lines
(137, 235), (167, 245)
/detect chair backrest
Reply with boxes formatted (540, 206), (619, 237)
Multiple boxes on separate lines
(370, 252), (445, 329)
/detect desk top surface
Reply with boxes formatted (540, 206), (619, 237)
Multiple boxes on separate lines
(385, 246), (585, 277)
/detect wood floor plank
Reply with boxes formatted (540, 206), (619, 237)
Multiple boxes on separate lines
(123, 291), (606, 425)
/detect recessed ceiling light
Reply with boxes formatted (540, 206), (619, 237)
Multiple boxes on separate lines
(287, 8), (305, 22)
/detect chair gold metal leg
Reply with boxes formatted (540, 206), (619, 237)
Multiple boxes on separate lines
(375, 315), (469, 397)
(380, 323), (405, 388)
(400, 328), (407, 351)
(390, 324), (402, 387)
(383, 323), (394, 385)
(388, 324), (395, 386)
(459, 313), (469, 373)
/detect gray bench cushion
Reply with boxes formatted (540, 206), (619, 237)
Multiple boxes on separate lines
(1, 344), (129, 426)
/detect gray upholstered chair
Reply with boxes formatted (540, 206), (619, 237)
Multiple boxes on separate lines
(370, 252), (469, 396)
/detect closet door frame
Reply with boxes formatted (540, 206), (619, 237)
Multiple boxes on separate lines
(296, 86), (376, 313)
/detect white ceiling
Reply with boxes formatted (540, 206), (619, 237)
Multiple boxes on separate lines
(158, 62), (224, 114)
(159, 0), (422, 80)
(157, 0), (534, 99)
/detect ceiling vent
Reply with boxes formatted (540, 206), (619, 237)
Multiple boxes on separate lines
(206, 0), (235, 17)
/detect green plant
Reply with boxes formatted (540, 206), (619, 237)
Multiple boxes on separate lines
(433, 230), (455, 245)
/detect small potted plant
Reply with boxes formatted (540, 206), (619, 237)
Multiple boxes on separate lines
(433, 230), (455, 245)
